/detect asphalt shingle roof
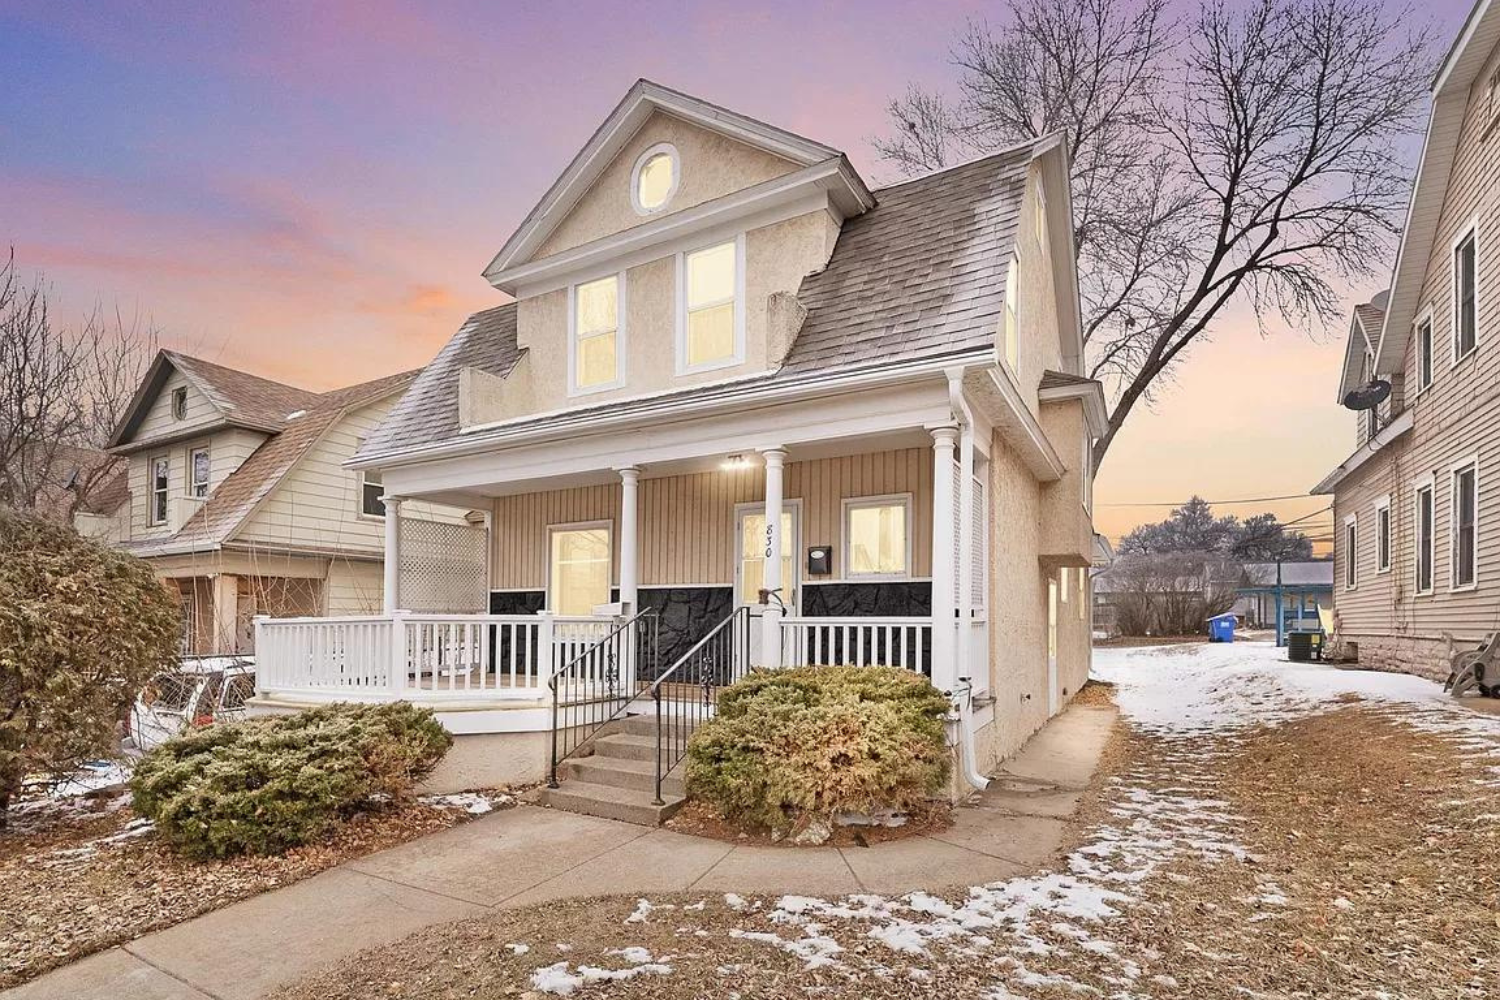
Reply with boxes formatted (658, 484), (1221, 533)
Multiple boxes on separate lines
(365, 139), (1045, 459)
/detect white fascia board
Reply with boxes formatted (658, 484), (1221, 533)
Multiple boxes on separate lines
(380, 377), (952, 499)
(1037, 380), (1108, 437)
(973, 366), (1066, 482)
(489, 161), (861, 295)
(1310, 409), (1414, 495)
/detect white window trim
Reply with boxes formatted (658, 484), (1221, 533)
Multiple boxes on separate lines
(1449, 454), (1479, 592)
(630, 142), (680, 216)
(567, 272), (627, 397)
(187, 445), (211, 499)
(675, 233), (746, 376)
(1343, 514), (1358, 591)
(1413, 308), (1435, 396)
(840, 493), (915, 581)
(545, 519), (615, 614)
(149, 454), (170, 525)
(1451, 216), (1480, 366)
(1414, 475), (1436, 596)
(1374, 494), (1392, 574)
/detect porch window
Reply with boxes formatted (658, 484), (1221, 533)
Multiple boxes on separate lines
(1454, 225), (1477, 361)
(1415, 481), (1434, 594)
(843, 496), (911, 578)
(189, 446), (211, 498)
(360, 469), (385, 517)
(680, 239), (741, 371)
(150, 455), (170, 525)
(1003, 254), (1020, 372)
(572, 275), (621, 391)
(549, 525), (612, 615)
(1451, 460), (1478, 589)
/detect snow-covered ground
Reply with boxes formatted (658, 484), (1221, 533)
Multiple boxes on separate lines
(524, 641), (1500, 997)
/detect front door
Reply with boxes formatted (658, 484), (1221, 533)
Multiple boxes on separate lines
(736, 503), (799, 665)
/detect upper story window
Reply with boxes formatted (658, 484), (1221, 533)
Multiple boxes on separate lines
(189, 446), (210, 499)
(1451, 458), (1478, 590)
(150, 456), (170, 525)
(1414, 314), (1433, 393)
(678, 238), (742, 373)
(1453, 222), (1478, 362)
(360, 468), (385, 518)
(631, 143), (679, 215)
(171, 386), (188, 421)
(571, 274), (623, 393)
(1003, 254), (1020, 373)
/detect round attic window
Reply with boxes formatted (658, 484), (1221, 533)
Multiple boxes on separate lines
(631, 143), (678, 214)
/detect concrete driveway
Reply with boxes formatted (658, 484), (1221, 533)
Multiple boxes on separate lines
(5, 702), (1117, 1000)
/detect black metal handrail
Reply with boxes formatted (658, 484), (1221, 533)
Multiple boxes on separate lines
(547, 608), (657, 788)
(647, 605), (754, 805)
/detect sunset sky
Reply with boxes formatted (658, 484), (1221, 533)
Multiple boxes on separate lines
(1, 0), (1478, 550)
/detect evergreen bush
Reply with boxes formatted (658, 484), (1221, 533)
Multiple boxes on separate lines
(685, 666), (950, 833)
(131, 701), (452, 859)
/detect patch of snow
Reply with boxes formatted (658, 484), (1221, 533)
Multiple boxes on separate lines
(624, 898), (673, 923)
(420, 791), (512, 815)
(607, 946), (655, 965)
(530, 960), (672, 996)
(506, 942), (530, 955)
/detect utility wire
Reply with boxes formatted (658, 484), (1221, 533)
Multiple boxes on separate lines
(1099, 492), (1324, 507)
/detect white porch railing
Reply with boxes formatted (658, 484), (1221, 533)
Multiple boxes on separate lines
(780, 616), (934, 674)
(254, 613), (615, 702)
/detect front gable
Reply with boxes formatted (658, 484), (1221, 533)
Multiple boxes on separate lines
(109, 353), (228, 451)
(535, 110), (804, 259)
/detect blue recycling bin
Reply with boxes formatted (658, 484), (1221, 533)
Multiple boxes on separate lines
(1208, 613), (1237, 643)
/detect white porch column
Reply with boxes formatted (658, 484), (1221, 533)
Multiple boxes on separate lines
(929, 426), (959, 692)
(760, 447), (788, 668)
(956, 422), (975, 687)
(209, 573), (240, 655)
(382, 495), (403, 615)
(618, 466), (641, 613)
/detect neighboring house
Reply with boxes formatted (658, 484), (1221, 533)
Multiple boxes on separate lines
(252, 80), (1103, 805)
(94, 350), (463, 656)
(1228, 561), (1334, 637)
(1313, 0), (1500, 680)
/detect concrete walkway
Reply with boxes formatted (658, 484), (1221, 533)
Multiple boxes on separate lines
(7, 702), (1117, 1000)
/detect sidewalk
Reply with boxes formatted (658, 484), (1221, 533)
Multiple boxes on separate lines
(6, 702), (1117, 1000)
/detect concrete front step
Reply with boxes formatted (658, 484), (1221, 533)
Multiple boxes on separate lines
(591, 732), (664, 762)
(536, 779), (685, 826)
(565, 755), (686, 797)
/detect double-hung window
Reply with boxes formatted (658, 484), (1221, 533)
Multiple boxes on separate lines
(571, 274), (622, 392)
(1375, 497), (1391, 574)
(843, 496), (911, 579)
(1415, 315), (1434, 393)
(189, 446), (211, 499)
(680, 239), (741, 372)
(150, 456), (170, 525)
(548, 525), (612, 615)
(1454, 224), (1478, 362)
(360, 469), (385, 518)
(1451, 459), (1478, 589)
(1343, 515), (1358, 590)
(1415, 480), (1435, 594)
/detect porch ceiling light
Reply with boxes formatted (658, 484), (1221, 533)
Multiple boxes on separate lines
(721, 454), (751, 471)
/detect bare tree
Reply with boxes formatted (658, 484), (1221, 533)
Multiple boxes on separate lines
(875, 0), (1434, 469)
(0, 249), (157, 518)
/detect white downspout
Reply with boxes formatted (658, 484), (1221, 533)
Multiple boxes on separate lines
(946, 368), (989, 793)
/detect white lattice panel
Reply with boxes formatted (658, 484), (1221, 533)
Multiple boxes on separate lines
(399, 517), (488, 613)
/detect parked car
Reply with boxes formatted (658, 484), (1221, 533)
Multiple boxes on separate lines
(131, 657), (256, 751)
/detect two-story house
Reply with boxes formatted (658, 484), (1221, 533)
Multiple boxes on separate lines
(1314, 0), (1500, 680)
(251, 80), (1104, 810)
(98, 351), (470, 656)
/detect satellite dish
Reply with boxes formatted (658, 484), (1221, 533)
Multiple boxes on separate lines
(1342, 379), (1391, 411)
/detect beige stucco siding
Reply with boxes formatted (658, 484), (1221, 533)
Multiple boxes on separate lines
(1333, 39), (1500, 650)
(1011, 164), (1065, 414)
(537, 111), (801, 258)
(490, 449), (936, 592)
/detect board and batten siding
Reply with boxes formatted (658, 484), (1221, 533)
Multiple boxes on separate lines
(490, 448), (935, 591)
(237, 397), (465, 552)
(1333, 44), (1500, 645)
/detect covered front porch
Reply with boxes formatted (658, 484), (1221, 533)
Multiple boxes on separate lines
(253, 369), (998, 730)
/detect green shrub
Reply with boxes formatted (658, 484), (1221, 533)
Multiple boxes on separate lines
(685, 666), (951, 833)
(130, 702), (452, 859)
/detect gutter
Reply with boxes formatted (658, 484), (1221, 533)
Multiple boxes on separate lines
(946, 367), (990, 794)
(1310, 409), (1414, 495)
